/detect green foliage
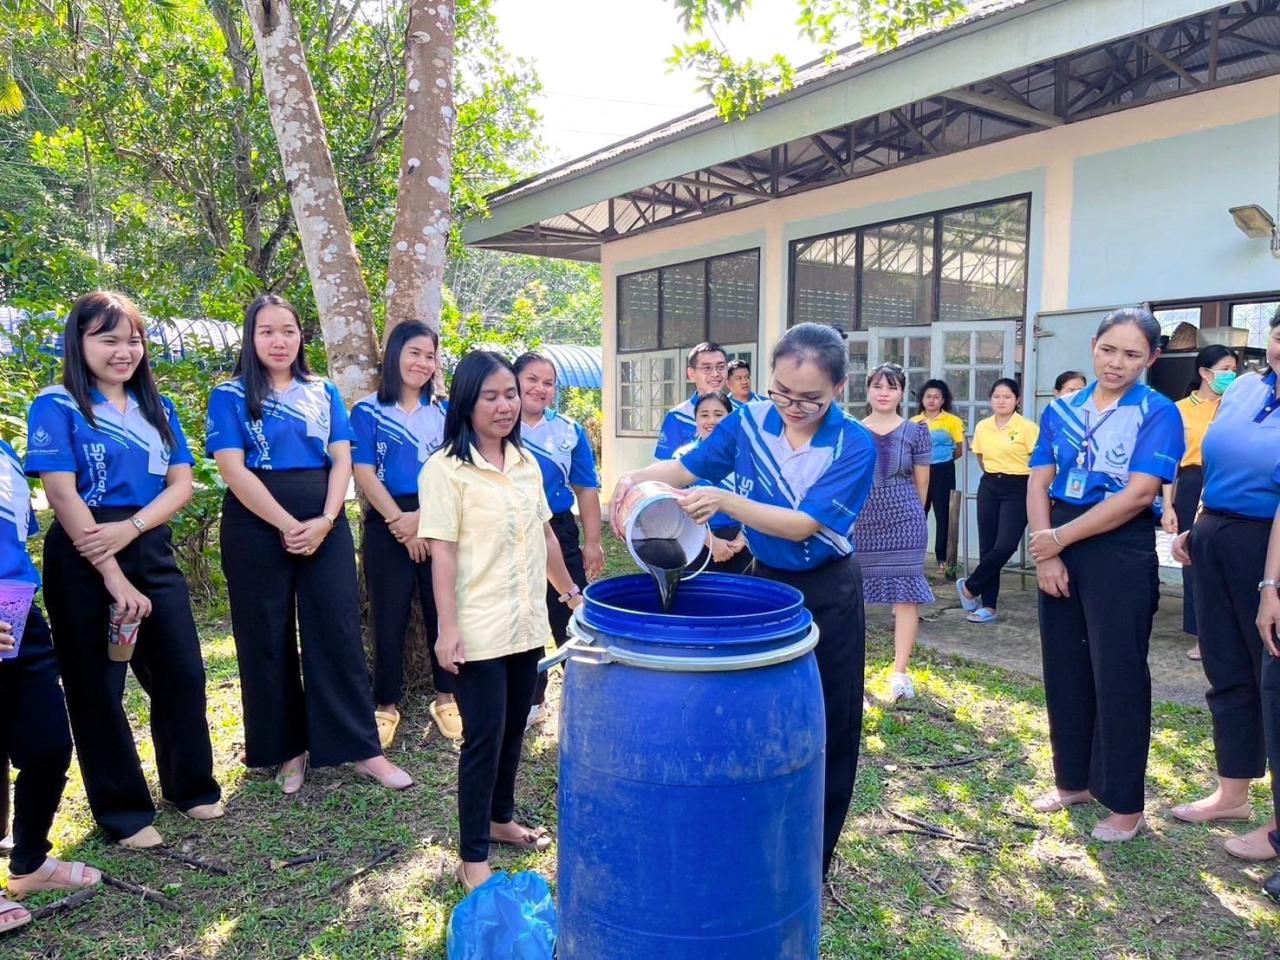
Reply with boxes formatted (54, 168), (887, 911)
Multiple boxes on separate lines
(560, 386), (602, 460)
(668, 0), (969, 120)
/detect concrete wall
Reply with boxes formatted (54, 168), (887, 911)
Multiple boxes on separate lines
(600, 75), (1280, 499)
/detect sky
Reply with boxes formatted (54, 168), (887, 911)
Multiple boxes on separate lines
(490, 0), (822, 166)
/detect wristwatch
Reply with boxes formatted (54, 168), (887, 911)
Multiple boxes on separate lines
(130, 515), (147, 534)
(322, 512), (337, 527)
(1258, 579), (1280, 592)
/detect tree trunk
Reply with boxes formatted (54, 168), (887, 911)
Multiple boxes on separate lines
(242, 0), (379, 401)
(383, 0), (454, 338)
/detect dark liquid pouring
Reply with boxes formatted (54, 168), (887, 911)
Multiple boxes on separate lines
(634, 537), (688, 612)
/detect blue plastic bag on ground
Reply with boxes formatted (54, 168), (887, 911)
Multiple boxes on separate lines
(446, 870), (557, 960)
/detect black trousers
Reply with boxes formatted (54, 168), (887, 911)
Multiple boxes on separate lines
(752, 554), (864, 878)
(220, 471), (381, 768)
(454, 647), (542, 862)
(1173, 465), (1204, 637)
(0, 607), (72, 874)
(44, 510), (220, 841)
(967, 473), (1029, 610)
(363, 494), (454, 705)
(1190, 510), (1270, 780)
(533, 512), (588, 706)
(1038, 504), (1157, 814)
(924, 459), (956, 564)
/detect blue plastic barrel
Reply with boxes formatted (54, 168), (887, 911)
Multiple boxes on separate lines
(554, 572), (824, 960)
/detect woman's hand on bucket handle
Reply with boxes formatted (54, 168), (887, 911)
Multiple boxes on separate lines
(611, 473), (639, 538)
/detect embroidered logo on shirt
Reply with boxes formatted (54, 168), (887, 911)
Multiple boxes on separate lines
(1105, 443), (1130, 468)
(31, 427), (52, 449)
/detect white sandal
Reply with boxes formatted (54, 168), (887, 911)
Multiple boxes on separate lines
(0, 897), (31, 935)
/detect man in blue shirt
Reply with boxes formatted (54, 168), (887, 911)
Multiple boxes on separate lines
(654, 342), (735, 459)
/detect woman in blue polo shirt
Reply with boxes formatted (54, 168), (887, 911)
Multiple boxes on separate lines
(514, 351), (603, 725)
(351, 321), (456, 748)
(0, 437), (100, 932)
(614, 322), (877, 878)
(208, 294), (409, 795)
(1168, 310), (1280, 864)
(1026, 307), (1184, 842)
(27, 291), (221, 849)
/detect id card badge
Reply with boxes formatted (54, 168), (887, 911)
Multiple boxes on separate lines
(1064, 468), (1088, 500)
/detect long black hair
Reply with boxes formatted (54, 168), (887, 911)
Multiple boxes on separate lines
(234, 294), (313, 421)
(1185, 344), (1236, 397)
(442, 351), (523, 465)
(917, 378), (954, 412)
(61, 291), (177, 450)
(377, 321), (439, 406)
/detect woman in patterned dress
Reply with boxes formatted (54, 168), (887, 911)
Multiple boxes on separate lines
(854, 362), (934, 701)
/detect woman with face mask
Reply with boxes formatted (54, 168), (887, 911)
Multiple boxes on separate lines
(614, 323), (878, 879)
(1170, 316), (1278, 865)
(1027, 308), (1184, 842)
(1162, 345), (1238, 661)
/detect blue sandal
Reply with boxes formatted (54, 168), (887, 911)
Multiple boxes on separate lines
(966, 607), (998, 623)
(956, 578), (979, 613)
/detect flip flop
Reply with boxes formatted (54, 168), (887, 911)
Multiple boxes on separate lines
(0, 898), (30, 936)
(966, 607), (999, 623)
(6, 858), (102, 900)
(491, 826), (552, 852)
(955, 578), (979, 613)
(375, 707), (401, 750)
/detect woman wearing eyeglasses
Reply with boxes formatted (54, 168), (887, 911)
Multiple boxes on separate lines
(614, 322), (877, 879)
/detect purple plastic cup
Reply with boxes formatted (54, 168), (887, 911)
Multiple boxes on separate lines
(0, 579), (37, 661)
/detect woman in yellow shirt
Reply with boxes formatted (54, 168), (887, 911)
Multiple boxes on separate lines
(910, 379), (966, 575)
(419, 351), (583, 893)
(1164, 345), (1237, 660)
(957, 379), (1039, 623)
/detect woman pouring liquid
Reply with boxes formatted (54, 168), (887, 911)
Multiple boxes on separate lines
(614, 322), (877, 877)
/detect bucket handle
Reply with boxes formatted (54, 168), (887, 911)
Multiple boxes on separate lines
(680, 533), (714, 581)
(561, 618), (819, 673)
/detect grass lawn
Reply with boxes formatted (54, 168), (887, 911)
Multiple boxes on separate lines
(4, 526), (1279, 958)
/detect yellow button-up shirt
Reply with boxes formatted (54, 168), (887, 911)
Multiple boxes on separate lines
(417, 443), (553, 663)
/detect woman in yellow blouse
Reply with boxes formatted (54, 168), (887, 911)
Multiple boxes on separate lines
(957, 379), (1039, 623)
(1163, 345), (1237, 660)
(419, 351), (583, 893)
(911, 379), (966, 575)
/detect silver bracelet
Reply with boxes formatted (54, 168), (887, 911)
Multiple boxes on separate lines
(1050, 528), (1063, 546)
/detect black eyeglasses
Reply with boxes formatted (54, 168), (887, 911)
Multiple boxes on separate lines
(767, 390), (825, 414)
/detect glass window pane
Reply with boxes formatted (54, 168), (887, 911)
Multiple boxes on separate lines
(939, 199), (1029, 322)
(881, 337), (904, 367)
(976, 331), (1005, 364)
(944, 331), (969, 365)
(618, 271), (659, 351)
(844, 338), (869, 413)
(946, 370), (971, 402)
(861, 216), (935, 327)
(976, 369), (1004, 408)
(792, 233), (857, 329)
(1154, 307), (1200, 336)
(709, 252), (759, 344)
(1232, 302), (1280, 349)
(660, 262), (706, 348)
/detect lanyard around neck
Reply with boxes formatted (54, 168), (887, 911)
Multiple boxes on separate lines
(1076, 407), (1116, 469)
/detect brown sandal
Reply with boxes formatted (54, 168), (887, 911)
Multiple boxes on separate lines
(0, 898), (31, 936)
(491, 826), (552, 852)
(6, 858), (102, 900)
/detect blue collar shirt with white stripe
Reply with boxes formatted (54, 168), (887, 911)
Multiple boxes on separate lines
(0, 439), (39, 587)
(674, 435), (738, 535)
(25, 385), (194, 507)
(1200, 370), (1280, 519)
(654, 392), (742, 460)
(1029, 380), (1183, 505)
(678, 400), (877, 571)
(206, 377), (355, 470)
(522, 409), (599, 515)
(350, 393), (446, 497)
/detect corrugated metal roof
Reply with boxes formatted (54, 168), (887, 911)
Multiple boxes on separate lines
(542, 343), (602, 390)
(485, 0), (1033, 207)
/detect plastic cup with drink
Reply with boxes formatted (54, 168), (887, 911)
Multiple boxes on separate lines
(0, 579), (37, 661)
(108, 602), (142, 662)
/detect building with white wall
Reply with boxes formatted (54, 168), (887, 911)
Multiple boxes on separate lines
(465, 0), (1280, 549)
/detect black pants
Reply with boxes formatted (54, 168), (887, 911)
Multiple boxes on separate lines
(44, 510), (220, 841)
(752, 554), (864, 877)
(1190, 511), (1270, 780)
(1038, 504), (1157, 814)
(924, 459), (956, 565)
(1173, 465), (1204, 637)
(454, 647), (542, 862)
(220, 471), (382, 768)
(533, 512), (588, 706)
(967, 473), (1029, 610)
(363, 494), (454, 705)
(0, 607), (72, 874)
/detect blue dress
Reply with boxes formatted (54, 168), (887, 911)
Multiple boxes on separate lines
(853, 420), (935, 605)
